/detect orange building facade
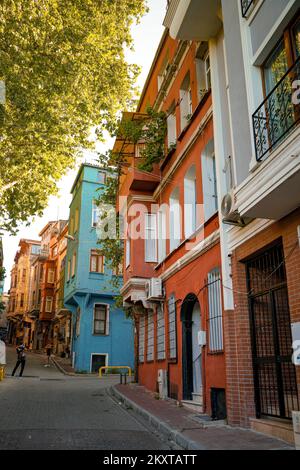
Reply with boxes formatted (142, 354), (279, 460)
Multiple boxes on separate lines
(117, 32), (226, 417)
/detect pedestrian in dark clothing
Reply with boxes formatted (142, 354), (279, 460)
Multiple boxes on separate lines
(45, 343), (52, 367)
(12, 344), (26, 377)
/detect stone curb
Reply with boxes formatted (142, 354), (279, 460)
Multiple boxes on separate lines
(110, 385), (205, 451)
(50, 356), (76, 376)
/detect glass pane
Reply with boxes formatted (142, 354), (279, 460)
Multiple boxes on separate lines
(264, 40), (288, 95)
(293, 18), (300, 58)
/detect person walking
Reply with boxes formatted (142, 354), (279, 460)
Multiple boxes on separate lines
(45, 342), (52, 367)
(12, 344), (26, 377)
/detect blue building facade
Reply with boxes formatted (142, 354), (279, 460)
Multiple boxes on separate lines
(64, 164), (134, 373)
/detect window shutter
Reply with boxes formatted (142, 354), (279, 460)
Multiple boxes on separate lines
(138, 315), (145, 363)
(158, 210), (166, 263)
(208, 269), (223, 352)
(168, 295), (177, 359)
(202, 142), (218, 221)
(147, 311), (154, 361)
(145, 214), (157, 263)
(184, 177), (196, 238)
(157, 305), (166, 360)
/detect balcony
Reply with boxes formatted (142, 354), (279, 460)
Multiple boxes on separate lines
(38, 248), (49, 260)
(235, 59), (300, 220)
(163, 0), (222, 41)
(253, 57), (300, 162)
(241, 0), (255, 18)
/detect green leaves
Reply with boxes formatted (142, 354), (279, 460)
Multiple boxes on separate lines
(0, 0), (146, 233)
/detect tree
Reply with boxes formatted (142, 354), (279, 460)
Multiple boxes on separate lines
(0, 0), (147, 233)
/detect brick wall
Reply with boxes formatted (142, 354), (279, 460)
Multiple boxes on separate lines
(225, 208), (300, 427)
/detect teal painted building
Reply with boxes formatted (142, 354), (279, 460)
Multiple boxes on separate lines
(64, 164), (134, 373)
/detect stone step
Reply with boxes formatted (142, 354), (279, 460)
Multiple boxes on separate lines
(181, 400), (204, 413)
(192, 393), (203, 404)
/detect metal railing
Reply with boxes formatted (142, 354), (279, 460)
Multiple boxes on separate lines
(253, 56), (300, 162)
(241, 0), (255, 18)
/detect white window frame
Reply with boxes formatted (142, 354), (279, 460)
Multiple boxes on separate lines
(45, 296), (53, 313)
(90, 353), (108, 374)
(47, 268), (55, 284)
(201, 140), (218, 221)
(184, 165), (197, 239)
(93, 303), (110, 336)
(138, 315), (145, 364)
(167, 104), (177, 149)
(157, 208), (167, 263)
(169, 188), (181, 252)
(126, 237), (131, 268)
(145, 213), (157, 263)
(92, 200), (100, 228)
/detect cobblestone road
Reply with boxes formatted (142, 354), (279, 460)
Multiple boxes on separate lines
(0, 347), (171, 450)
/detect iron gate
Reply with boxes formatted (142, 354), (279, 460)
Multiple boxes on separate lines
(246, 243), (299, 419)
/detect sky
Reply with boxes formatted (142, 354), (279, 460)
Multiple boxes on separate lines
(2, 0), (167, 291)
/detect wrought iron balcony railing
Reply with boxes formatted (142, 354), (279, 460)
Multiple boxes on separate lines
(252, 56), (300, 162)
(241, 0), (255, 18)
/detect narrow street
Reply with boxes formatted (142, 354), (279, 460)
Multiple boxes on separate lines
(0, 347), (172, 450)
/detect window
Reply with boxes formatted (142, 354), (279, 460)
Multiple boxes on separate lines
(92, 201), (100, 227)
(169, 187), (181, 252)
(32, 291), (35, 307)
(98, 171), (106, 184)
(202, 140), (218, 221)
(145, 213), (157, 263)
(168, 295), (177, 359)
(20, 293), (24, 308)
(39, 266), (43, 281)
(34, 266), (37, 281)
(180, 73), (192, 130)
(195, 42), (210, 101)
(71, 252), (76, 277)
(93, 304), (109, 335)
(167, 103), (177, 149)
(147, 311), (154, 361)
(31, 245), (40, 255)
(38, 290), (41, 306)
(47, 268), (55, 284)
(52, 246), (58, 257)
(76, 307), (81, 337)
(184, 165), (197, 238)
(70, 217), (74, 236)
(67, 260), (71, 281)
(126, 237), (131, 268)
(263, 15), (300, 94)
(208, 268), (223, 352)
(22, 269), (26, 282)
(138, 315), (145, 363)
(157, 305), (166, 360)
(90, 250), (105, 273)
(204, 52), (211, 90)
(45, 297), (53, 313)
(157, 54), (169, 90)
(74, 208), (79, 233)
(157, 208), (167, 263)
(112, 262), (123, 276)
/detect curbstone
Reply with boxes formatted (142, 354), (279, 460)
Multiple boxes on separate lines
(110, 385), (204, 450)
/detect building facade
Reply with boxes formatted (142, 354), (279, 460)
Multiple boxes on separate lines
(116, 31), (226, 417)
(64, 163), (134, 373)
(7, 239), (41, 346)
(164, 0), (300, 441)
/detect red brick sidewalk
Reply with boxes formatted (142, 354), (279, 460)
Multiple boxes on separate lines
(113, 384), (294, 450)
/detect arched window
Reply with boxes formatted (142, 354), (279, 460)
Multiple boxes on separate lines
(169, 187), (181, 252)
(184, 165), (197, 238)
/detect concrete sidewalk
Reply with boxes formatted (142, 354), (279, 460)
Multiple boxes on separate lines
(111, 384), (294, 450)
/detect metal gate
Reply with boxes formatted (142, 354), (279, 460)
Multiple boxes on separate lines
(246, 242), (299, 419)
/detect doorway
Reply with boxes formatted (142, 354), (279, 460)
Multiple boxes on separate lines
(246, 242), (299, 419)
(181, 294), (202, 401)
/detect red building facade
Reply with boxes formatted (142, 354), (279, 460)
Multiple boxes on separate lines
(116, 32), (226, 417)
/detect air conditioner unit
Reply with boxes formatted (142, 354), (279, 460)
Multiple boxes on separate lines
(221, 190), (252, 228)
(147, 278), (164, 301)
